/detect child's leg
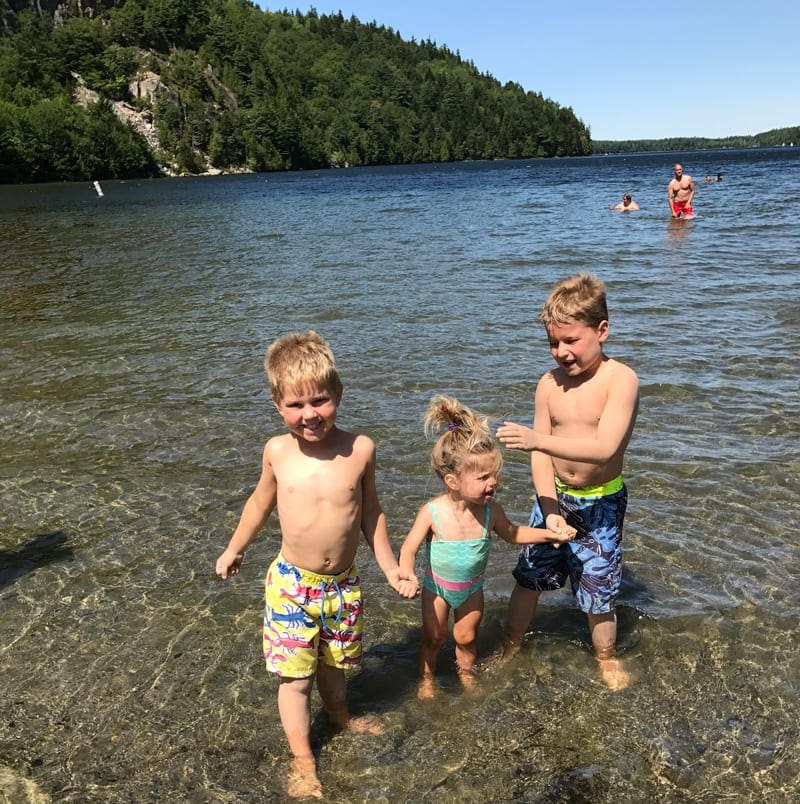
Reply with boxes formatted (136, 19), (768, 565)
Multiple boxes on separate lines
(503, 584), (542, 656)
(453, 590), (483, 692)
(588, 610), (630, 690)
(418, 588), (450, 698)
(277, 676), (315, 756)
(453, 589), (483, 674)
(277, 676), (322, 799)
(588, 610), (616, 658)
(315, 661), (348, 727)
(315, 662), (383, 734)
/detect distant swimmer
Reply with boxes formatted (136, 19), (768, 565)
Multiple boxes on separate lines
(704, 172), (724, 183)
(611, 193), (639, 211)
(668, 163), (695, 218)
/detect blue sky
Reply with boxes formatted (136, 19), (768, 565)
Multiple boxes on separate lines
(258, 2), (799, 141)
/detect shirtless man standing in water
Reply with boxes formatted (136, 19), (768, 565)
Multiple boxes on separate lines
(668, 163), (695, 218)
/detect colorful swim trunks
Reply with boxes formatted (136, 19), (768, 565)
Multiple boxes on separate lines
(263, 554), (363, 678)
(672, 200), (694, 217)
(512, 476), (627, 614)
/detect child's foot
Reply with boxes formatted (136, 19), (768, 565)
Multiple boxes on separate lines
(323, 703), (384, 735)
(288, 754), (322, 799)
(457, 666), (479, 696)
(348, 713), (385, 735)
(417, 674), (435, 700)
(486, 638), (521, 671)
(598, 657), (631, 690)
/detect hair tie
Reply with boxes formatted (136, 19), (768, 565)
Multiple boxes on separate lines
(447, 422), (458, 431)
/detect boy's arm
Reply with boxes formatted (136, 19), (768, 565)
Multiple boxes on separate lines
(360, 439), (419, 598)
(531, 380), (568, 531)
(215, 442), (278, 579)
(499, 367), (639, 465)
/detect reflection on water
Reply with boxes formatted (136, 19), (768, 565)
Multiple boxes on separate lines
(0, 148), (798, 801)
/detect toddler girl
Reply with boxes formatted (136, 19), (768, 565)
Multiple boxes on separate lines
(399, 395), (575, 699)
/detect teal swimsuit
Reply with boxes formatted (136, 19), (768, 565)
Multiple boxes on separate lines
(423, 502), (492, 609)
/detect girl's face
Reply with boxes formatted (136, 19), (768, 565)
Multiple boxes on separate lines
(449, 450), (501, 503)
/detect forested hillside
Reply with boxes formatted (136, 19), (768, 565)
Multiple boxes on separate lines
(0, 0), (592, 183)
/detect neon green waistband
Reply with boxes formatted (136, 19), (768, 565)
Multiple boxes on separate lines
(554, 475), (624, 498)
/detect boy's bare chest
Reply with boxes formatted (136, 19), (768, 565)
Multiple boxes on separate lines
(548, 378), (607, 430)
(276, 454), (362, 501)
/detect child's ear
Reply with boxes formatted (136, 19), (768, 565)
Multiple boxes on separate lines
(597, 320), (610, 342)
(271, 395), (281, 411)
(443, 473), (460, 491)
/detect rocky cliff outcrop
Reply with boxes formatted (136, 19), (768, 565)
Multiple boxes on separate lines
(2, 1), (104, 32)
(72, 70), (164, 168)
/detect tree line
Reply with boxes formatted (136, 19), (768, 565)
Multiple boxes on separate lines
(593, 126), (800, 154)
(0, 0), (592, 183)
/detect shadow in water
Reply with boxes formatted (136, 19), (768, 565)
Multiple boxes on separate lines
(0, 530), (73, 589)
(620, 563), (655, 611)
(305, 632), (421, 751)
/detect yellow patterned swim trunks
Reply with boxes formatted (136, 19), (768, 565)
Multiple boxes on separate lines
(263, 554), (363, 678)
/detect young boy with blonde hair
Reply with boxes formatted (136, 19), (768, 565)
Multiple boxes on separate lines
(216, 331), (418, 799)
(496, 273), (639, 689)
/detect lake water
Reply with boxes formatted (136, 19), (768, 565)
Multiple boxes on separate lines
(1, 148), (798, 802)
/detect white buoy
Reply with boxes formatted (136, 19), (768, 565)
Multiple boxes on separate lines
(93, 180), (104, 197)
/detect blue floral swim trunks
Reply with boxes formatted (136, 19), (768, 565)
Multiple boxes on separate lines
(512, 476), (627, 614)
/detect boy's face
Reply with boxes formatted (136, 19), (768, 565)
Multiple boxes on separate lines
(545, 318), (608, 377)
(273, 383), (340, 443)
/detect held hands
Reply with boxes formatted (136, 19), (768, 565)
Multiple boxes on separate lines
(215, 549), (245, 579)
(496, 422), (538, 452)
(546, 514), (576, 548)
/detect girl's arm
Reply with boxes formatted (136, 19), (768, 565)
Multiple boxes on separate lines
(399, 505), (433, 579)
(491, 502), (575, 545)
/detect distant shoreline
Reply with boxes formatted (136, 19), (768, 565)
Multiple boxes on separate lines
(592, 127), (798, 155)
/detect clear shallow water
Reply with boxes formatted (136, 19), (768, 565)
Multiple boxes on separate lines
(1, 148), (798, 802)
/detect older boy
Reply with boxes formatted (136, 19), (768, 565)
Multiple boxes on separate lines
(216, 331), (418, 799)
(496, 273), (638, 689)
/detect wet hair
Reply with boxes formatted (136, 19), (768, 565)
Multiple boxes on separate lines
(265, 331), (343, 402)
(424, 395), (502, 480)
(539, 272), (608, 329)
(623, 193), (632, 201)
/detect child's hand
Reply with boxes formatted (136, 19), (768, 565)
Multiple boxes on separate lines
(496, 422), (538, 452)
(545, 515), (576, 548)
(216, 549), (244, 579)
(397, 577), (420, 599)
